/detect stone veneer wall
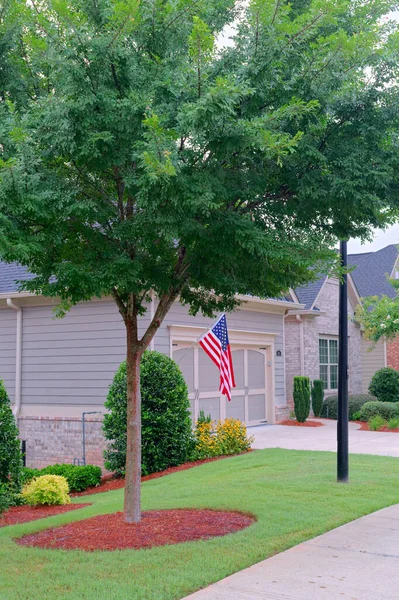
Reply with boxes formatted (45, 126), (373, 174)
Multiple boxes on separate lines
(18, 416), (107, 470)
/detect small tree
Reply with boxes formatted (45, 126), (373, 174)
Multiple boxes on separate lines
(369, 368), (399, 404)
(0, 380), (22, 496)
(103, 352), (194, 476)
(293, 377), (311, 423)
(311, 380), (324, 417)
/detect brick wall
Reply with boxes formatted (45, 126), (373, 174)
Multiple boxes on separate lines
(18, 416), (108, 470)
(387, 337), (399, 371)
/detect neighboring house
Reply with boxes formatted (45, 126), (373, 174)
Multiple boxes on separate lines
(0, 262), (303, 468)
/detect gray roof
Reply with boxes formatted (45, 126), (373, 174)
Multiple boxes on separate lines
(294, 275), (326, 310)
(348, 244), (399, 299)
(0, 262), (34, 294)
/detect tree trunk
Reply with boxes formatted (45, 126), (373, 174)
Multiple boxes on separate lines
(124, 318), (142, 523)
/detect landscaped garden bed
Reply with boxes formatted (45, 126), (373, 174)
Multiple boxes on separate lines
(358, 422), (399, 433)
(278, 420), (324, 428)
(16, 509), (255, 551)
(0, 503), (91, 527)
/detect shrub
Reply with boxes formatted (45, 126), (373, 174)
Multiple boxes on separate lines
(293, 377), (310, 422)
(215, 419), (254, 456)
(388, 418), (399, 430)
(192, 418), (254, 460)
(0, 483), (12, 516)
(21, 464), (101, 492)
(311, 380), (324, 417)
(359, 401), (399, 422)
(321, 394), (375, 420)
(0, 380), (22, 493)
(103, 351), (195, 476)
(369, 367), (399, 403)
(368, 416), (386, 431)
(21, 475), (71, 506)
(197, 409), (212, 425)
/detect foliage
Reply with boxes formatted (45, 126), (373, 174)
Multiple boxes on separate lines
(355, 283), (399, 343)
(311, 380), (324, 418)
(21, 475), (71, 506)
(21, 464), (102, 492)
(197, 410), (212, 425)
(368, 368), (399, 403)
(368, 416), (387, 431)
(388, 418), (399, 430)
(321, 394), (375, 420)
(103, 352), (195, 476)
(192, 417), (254, 459)
(293, 377), (311, 423)
(0, 380), (22, 504)
(359, 401), (399, 422)
(0, 483), (12, 516)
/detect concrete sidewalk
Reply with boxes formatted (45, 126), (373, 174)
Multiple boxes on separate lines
(250, 419), (399, 457)
(185, 503), (399, 600)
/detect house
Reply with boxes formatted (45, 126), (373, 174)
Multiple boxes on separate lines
(0, 262), (303, 468)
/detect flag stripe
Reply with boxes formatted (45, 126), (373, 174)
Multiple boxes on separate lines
(198, 314), (235, 401)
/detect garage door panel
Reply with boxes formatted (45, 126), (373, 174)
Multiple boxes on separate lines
(198, 397), (220, 421)
(173, 347), (195, 394)
(198, 351), (220, 392)
(226, 395), (245, 421)
(248, 350), (265, 388)
(231, 349), (245, 388)
(248, 393), (266, 422)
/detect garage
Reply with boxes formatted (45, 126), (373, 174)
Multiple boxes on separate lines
(170, 325), (277, 426)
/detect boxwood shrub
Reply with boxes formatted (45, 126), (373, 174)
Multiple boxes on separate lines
(21, 464), (101, 492)
(103, 351), (195, 476)
(368, 367), (399, 403)
(359, 401), (399, 422)
(321, 394), (375, 420)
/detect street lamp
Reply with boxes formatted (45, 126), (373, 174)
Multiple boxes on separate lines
(337, 240), (349, 482)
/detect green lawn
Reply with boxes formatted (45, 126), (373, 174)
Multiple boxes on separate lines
(1, 449), (399, 600)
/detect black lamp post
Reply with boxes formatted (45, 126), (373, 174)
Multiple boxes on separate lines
(337, 240), (349, 482)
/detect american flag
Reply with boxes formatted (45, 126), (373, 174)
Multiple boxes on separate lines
(199, 314), (236, 401)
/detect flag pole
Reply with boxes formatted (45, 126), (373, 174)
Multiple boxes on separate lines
(337, 240), (349, 483)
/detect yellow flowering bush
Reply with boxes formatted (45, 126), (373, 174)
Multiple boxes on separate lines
(193, 417), (254, 459)
(21, 474), (71, 506)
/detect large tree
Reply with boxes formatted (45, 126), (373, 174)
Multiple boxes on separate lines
(1, 0), (399, 522)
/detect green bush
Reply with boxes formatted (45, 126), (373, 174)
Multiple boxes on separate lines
(388, 418), (399, 430)
(21, 474), (70, 506)
(359, 401), (399, 422)
(368, 416), (386, 431)
(21, 464), (101, 492)
(311, 380), (324, 417)
(293, 377), (310, 422)
(0, 380), (22, 509)
(103, 351), (195, 476)
(369, 367), (399, 403)
(321, 394), (375, 420)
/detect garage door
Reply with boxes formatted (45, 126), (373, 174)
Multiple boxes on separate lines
(173, 344), (268, 426)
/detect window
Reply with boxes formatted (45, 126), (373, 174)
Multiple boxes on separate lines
(319, 338), (338, 390)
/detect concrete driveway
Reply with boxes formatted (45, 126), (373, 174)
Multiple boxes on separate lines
(249, 419), (399, 457)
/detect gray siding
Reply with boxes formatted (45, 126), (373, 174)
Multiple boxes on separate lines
(361, 337), (385, 393)
(0, 309), (16, 401)
(0, 298), (285, 411)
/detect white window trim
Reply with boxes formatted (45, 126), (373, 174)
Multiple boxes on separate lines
(319, 336), (339, 392)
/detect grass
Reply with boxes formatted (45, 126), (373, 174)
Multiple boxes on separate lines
(1, 448), (399, 600)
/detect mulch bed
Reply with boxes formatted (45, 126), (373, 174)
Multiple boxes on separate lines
(72, 454), (250, 497)
(0, 504), (91, 528)
(278, 420), (324, 428)
(358, 422), (399, 433)
(15, 509), (255, 551)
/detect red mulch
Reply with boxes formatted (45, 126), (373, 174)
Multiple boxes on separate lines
(278, 420), (324, 428)
(0, 504), (91, 528)
(358, 422), (399, 433)
(72, 454), (250, 497)
(16, 509), (255, 552)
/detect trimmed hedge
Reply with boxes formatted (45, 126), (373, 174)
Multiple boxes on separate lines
(311, 380), (324, 417)
(293, 376), (311, 422)
(359, 401), (399, 422)
(0, 380), (22, 508)
(368, 367), (399, 403)
(103, 351), (195, 476)
(321, 394), (375, 420)
(21, 464), (101, 493)
(21, 474), (71, 506)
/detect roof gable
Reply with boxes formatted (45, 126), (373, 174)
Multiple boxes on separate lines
(348, 244), (399, 299)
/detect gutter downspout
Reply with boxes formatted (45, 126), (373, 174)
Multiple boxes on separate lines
(6, 299), (22, 418)
(296, 314), (305, 376)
